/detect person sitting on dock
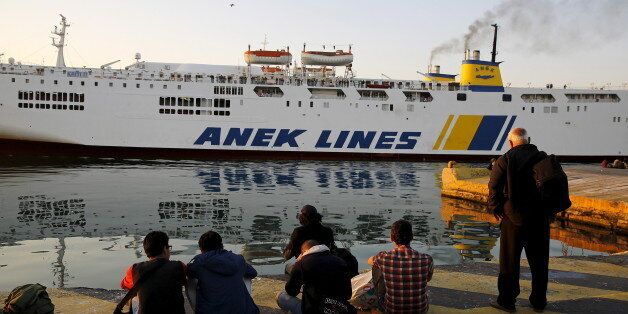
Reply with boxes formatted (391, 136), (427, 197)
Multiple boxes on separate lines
(277, 240), (354, 314)
(488, 128), (550, 312)
(283, 205), (336, 263)
(368, 219), (434, 313)
(187, 231), (259, 314)
(119, 231), (187, 314)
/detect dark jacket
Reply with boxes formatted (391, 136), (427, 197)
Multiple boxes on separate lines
(283, 222), (336, 260)
(286, 251), (352, 314)
(132, 258), (186, 314)
(187, 249), (259, 314)
(488, 144), (542, 225)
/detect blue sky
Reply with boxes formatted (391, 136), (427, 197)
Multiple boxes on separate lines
(1, 0), (627, 87)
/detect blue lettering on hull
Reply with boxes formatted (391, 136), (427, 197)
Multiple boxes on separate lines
(194, 128), (421, 150)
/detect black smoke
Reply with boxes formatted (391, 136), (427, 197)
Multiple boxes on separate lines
(429, 0), (628, 64)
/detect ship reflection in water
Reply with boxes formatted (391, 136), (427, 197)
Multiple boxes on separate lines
(0, 158), (625, 290)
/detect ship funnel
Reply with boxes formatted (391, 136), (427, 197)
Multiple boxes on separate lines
(433, 65), (441, 74)
(472, 50), (480, 60)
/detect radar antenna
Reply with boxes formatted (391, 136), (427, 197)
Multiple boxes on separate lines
(51, 14), (70, 67)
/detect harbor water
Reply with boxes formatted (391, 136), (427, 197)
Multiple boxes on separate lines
(0, 157), (625, 290)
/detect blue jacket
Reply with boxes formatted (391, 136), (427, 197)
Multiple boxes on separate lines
(187, 249), (259, 314)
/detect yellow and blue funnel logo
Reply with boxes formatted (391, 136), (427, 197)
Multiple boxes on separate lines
(459, 60), (504, 92)
(433, 115), (517, 151)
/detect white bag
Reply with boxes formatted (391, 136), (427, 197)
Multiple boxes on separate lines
(349, 271), (378, 309)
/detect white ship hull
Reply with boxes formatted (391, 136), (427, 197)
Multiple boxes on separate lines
(0, 64), (626, 160)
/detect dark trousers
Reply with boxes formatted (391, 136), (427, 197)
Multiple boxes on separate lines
(497, 215), (550, 308)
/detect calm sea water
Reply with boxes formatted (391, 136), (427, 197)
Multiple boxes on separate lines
(0, 157), (623, 290)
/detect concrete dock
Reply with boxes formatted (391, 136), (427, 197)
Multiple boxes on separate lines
(2, 255), (626, 313)
(441, 165), (628, 233)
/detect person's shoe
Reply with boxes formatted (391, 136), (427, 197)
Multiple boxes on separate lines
(489, 301), (516, 313)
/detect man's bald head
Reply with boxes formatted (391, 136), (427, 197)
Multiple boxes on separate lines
(507, 128), (529, 147)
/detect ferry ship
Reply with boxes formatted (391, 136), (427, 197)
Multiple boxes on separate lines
(0, 16), (626, 161)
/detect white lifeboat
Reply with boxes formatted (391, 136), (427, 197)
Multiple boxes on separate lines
(244, 50), (292, 65)
(301, 50), (353, 66)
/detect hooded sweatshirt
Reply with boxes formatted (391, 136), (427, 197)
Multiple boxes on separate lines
(488, 143), (543, 225)
(187, 249), (259, 314)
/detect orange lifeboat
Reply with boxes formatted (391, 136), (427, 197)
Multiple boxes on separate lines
(301, 50), (353, 66)
(244, 49), (292, 65)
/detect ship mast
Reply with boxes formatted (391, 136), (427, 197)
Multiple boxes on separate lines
(51, 14), (69, 67)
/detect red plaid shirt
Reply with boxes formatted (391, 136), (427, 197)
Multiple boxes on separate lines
(373, 245), (433, 313)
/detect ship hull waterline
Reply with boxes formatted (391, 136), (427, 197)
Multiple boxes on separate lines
(0, 139), (617, 162)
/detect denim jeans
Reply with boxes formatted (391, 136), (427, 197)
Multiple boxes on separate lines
(276, 291), (302, 314)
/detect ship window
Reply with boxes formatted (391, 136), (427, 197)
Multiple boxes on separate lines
(150, 84), (154, 89)
(502, 94), (512, 102)
(178, 85), (181, 90)
(310, 101), (313, 108)
(220, 86), (225, 94)
(63, 93), (67, 101)
(26, 79), (30, 83)
(46, 93), (50, 101)
(226, 100), (231, 108)
(584, 105), (587, 111)
(70, 93), (74, 102)
(136, 84), (140, 88)
(324, 102), (329, 108)
(551, 106), (558, 113)
(577, 106), (580, 111)
(286, 101), (290, 107)
(52, 104), (56, 109)
(407, 104), (414, 112)
(18, 103), (22, 108)
(239, 87), (243, 95)
(457, 93), (467, 101)
(11, 78), (15, 82)
(226, 87), (231, 95)
(46, 104), (50, 109)
(94, 82), (99, 87)
(109, 82), (113, 87)
(40, 79), (44, 84)
(543, 106), (550, 113)
(123, 83), (127, 88)
(29, 92), (33, 100)
(521, 94), (555, 103)
(69, 81), (73, 85)
(81, 81), (85, 86)
(298, 101), (302, 107)
(163, 85), (167, 89)
(531, 107), (535, 113)
(18, 91), (23, 100)
(214, 86), (218, 94)
(80, 94), (85, 102)
(54, 80), (58, 85)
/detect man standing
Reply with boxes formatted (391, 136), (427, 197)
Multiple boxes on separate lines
(488, 128), (550, 312)
(277, 240), (353, 314)
(368, 219), (433, 313)
(120, 231), (186, 314)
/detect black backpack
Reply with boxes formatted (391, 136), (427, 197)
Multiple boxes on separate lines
(531, 153), (572, 215)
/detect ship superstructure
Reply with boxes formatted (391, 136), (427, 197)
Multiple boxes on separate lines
(0, 16), (626, 160)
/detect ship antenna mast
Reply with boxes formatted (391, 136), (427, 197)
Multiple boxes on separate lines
(51, 14), (70, 67)
(261, 34), (268, 50)
(491, 23), (498, 63)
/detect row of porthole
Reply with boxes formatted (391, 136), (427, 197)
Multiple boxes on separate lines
(158, 108), (231, 116)
(17, 103), (84, 111)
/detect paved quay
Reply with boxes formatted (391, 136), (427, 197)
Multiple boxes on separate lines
(2, 255), (626, 313)
(441, 165), (628, 233)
